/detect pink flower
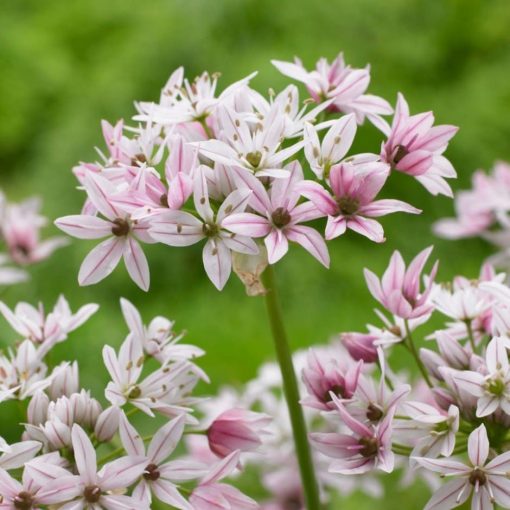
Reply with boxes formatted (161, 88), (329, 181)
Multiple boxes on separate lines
(207, 408), (272, 458)
(451, 336), (510, 417)
(35, 424), (149, 510)
(299, 160), (420, 243)
(0, 459), (79, 509)
(271, 53), (393, 128)
(311, 395), (395, 475)
(222, 162), (330, 266)
(189, 451), (258, 510)
(55, 172), (153, 291)
(414, 425), (510, 510)
(364, 246), (438, 319)
(380, 93), (458, 196)
(119, 413), (204, 509)
(149, 168), (258, 290)
(301, 348), (362, 410)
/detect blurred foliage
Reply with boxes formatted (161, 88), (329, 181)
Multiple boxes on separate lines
(1, 0), (510, 507)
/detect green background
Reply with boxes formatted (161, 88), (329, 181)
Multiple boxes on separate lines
(1, 0), (510, 507)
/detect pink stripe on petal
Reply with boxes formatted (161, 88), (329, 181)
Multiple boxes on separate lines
(78, 237), (125, 286)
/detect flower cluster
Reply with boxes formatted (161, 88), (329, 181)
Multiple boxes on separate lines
(435, 160), (510, 269)
(0, 296), (272, 509)
(0, 191), (66, 285)
(55, 53), (458, 291)
(298, 247), (510, 509)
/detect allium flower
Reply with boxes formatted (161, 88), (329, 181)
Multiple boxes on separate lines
(193, 105), (303, 178)
(414, 425), (510, 510)
(272, 53), (393, 127)
(38, 424), (149, 510)
(119, 413), (203, 509)
(302, 115), (357, 179)
(120, 297), (203, 363)
(341, 331), (379, 363)
(299, 160), (420, 242)
(0, 441), (41, 470)
(149, 168), (258, 289)
(396, 402), (459, 458)
(364, 246), (438, 319)
(311, 396), (395, 475)
(0, 461), (79, 509)
(189, 450), (258, 510)
(103, 336), (203, 418)
(301, 347), (363, 410)
(0, 295), (98, 353)
(55, 172), (153, 290)
(207, 408), (272, 458)
(452, 336), (510, 417)
(380, 93), (458, 196)
(222, 162), (329, 266)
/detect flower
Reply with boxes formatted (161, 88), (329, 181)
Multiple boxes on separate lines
(102, 336), (204, 418)
(222, 162), (329, 266)
(120, 297), (203, 363)
(299, 159), (420, 242)
(302, 115), (357, 179)
(149, 167), (258, 289)
(207, 408), (272, 458)
(414, 425), (510, 510)
(301, 347), (363, 411)
(55, 172), (154, 290)
(36, 424), (149, 510)
(271, 53), (393, 127)
(192, 104), (303, 178)
(380, 93), (458, 196)
(311, 395), (395, 475)
(119, 413), (203, 509)
(364, 246), (438, 319)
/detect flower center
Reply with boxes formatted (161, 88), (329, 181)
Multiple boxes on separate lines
(143, 463), (161, 481)
(111, 218), (130, 237)
(366, 403), (384, 422)
(131, 153), (147, 166)
(271, 207), (292, 228)
(160, 193), (169, 207)
(202, 223), (220, 237)
(358, 436), (379, 458)
(127, 385), (142, 399)
(246, 151), (262, 169)
(392, 144), (409, 164)
(83, 485), (102, 503)
(13, 492), (34, 510)
(469, 468), (487, 486)
(337, 196), (359, 216)
(323, 384), (347, 403)
(486, 377), (505, 396)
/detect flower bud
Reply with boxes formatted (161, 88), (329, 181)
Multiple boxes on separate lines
(207, 408), (271, 458)
(27, 391), (49, 425)
(341, 332), (378, 363)
(94, 406), (120, 442)
(49, 361), (79, 400)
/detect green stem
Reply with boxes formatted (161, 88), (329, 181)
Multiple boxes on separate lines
(261, 265), (321, 510)
(404, 320), (433, 388)
(197, 116), (214, 139)
(465, 320), (476, 352)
